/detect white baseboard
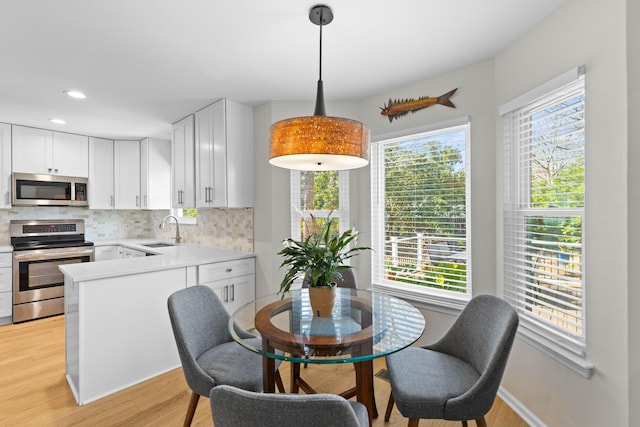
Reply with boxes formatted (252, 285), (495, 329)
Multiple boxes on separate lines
(498, 386), (547, 427)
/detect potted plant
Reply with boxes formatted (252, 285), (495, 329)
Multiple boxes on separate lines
(277, 216), (370, 316)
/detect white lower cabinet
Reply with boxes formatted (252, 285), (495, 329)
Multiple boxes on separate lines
(197, 257), (255, 314)
(204, 274), (255, 315)
(0, 252), (12, 325)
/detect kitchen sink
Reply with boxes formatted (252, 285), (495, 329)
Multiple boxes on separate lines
(143, 242), (175, 248)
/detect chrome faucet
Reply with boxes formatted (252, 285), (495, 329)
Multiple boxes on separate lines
(159, 215), (182, 243)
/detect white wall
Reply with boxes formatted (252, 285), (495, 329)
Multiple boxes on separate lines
(494, 0), (629, 425)
(627, 0), (640, 426)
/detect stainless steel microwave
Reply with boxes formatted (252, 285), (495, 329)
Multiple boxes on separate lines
(12, 173), (88, 206)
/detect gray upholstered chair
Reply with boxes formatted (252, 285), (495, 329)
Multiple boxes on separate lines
(210, 384), (369, 427)
(384, 294), (519, 427)
(167, 285), (283, 427)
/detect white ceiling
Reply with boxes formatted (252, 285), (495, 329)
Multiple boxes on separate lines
(0, 0), (565, 140)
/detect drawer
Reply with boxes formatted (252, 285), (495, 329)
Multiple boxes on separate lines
(0, 291), (12, 318)
(0, 267), (11, 293)
(0, 252), (12, 268)
(198, 258), (255, 284)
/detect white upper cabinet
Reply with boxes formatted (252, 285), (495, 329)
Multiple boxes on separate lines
(88, 137), (115, 209)
(140, 138), (171, 210)
(0, 123), (11, 208)
(91, 138), (170, 210)
(53, 132), (89, 177)
(195, 102), (223, 207)
(12, 125), (88, 177)
(195, 99), (253, 208)
(171, 115), (195, 208)
(114, 140), (141, 209)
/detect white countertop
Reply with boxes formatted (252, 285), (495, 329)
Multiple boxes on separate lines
(59, 239), (255, 282)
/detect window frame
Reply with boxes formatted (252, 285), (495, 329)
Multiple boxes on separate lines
(370, 118), (472, 310)
(290, 170), (350, 241)
(170, 208), (197, 225)
(289, 169), (351, 290)
(500, 66), (594, 378)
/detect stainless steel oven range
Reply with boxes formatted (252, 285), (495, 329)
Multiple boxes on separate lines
(11, 219), (94, 323)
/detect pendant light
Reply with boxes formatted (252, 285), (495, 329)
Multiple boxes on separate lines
(269, 5), (370, 171)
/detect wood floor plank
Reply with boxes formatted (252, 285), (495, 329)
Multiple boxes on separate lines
(0, 315), (529, 427)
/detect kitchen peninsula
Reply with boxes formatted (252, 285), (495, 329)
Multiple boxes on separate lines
(60, 241), (256, 405)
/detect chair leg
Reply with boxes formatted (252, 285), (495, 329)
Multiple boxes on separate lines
(384, 392), (395, 422)
(275, 369), (286, 393)
(475, 417), (488, 427)
(408, 419), (420, 427)
(462, 421), (468, 427)
(183, 391), (199, 427)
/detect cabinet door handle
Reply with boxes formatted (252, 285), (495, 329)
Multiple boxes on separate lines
(48, 168), (52, 172)
(54, 168), (59, 173)
(224, 285), (229, 303)
(230, 283), (235, 302)
(225, 268), (232, 273)
(136, 195), (139, 207)
(110, 195), (114, 207)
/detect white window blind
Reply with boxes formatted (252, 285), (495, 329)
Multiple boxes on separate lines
(371, 122), (470, 302)
(502, 72), (586, 355)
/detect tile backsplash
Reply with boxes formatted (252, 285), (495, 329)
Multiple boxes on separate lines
(0, 207), (254, 252)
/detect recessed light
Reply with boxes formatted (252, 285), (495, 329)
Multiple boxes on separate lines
(64, 90), (86, 99)
(49, 118), (66, 125)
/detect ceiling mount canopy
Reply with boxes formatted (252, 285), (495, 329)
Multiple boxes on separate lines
(269, 4), (370, 171)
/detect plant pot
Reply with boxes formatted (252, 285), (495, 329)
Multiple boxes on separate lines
(308, 285), (336, 317)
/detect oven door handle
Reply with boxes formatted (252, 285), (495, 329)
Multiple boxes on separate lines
(14, 248), (95, 261)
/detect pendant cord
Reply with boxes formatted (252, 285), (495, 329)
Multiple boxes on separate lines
(313, 6), (327, 116)
(318, 9), (323, 81)
(311, 8), (332, 116)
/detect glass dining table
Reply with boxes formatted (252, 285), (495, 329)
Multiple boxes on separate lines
(228, 288), (425, 425)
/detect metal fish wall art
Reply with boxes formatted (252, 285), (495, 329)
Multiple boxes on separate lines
(380, 88), (458, 122)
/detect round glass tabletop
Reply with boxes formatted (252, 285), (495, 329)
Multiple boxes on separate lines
(229, 288), (425, 364)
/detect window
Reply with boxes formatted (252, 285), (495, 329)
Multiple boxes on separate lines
(290, 170), (349, 241)
(171, 208), (197, 224)
(501, 67), (589, 373)
(371, 120), (470, 305)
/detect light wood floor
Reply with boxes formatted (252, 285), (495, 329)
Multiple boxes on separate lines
(0, 315), (529, 427)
